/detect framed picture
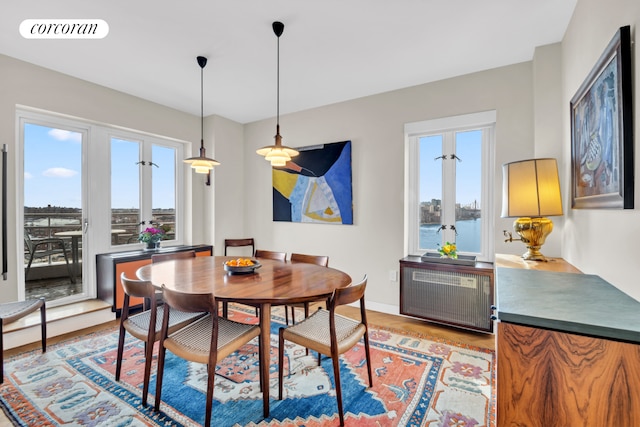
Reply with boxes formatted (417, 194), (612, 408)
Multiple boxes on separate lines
(570, 25), (633, 209)
(272, 140), (353, 224)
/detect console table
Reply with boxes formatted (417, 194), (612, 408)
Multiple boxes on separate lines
(495, 254), (640, 426)
(96, 244), (212, 314)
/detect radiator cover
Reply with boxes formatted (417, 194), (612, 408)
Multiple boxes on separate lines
(400, 257), (494, 333)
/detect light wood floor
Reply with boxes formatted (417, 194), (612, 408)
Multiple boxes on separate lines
(0, 306), (494, 425)
(4, 305), (495, 358)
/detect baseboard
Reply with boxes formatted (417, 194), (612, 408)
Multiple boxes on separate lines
(365, 300), (400, 316)
(3, 300), (115, 350)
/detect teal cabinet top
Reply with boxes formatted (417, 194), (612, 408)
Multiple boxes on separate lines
(496, 267), (640, 343)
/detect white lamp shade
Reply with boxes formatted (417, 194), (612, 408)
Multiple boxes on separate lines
(501, 158), (563, 217)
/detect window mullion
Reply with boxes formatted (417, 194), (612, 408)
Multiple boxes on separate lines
(140, 140), (153, 226)
(442, 132), (456, 243)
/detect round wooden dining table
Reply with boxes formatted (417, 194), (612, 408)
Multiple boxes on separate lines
(136, 255), (352, 417)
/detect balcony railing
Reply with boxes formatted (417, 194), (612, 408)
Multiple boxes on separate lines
(24, 209), (176, 269)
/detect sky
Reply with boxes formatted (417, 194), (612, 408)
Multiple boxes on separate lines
(419, 129), (482, 208)
(24, 123), (175, 209)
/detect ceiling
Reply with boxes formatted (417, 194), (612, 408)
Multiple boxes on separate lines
(2, 1), (577, 124)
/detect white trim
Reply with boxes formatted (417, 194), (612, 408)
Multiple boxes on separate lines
(404, 110), (497, 135)
(16, 106), (188, 307)
(404, 110), (497, 262)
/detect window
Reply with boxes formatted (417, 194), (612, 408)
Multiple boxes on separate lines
(405, 111), (496, 262)
(110, 135), (180, 247)
(18, 108), (186, 306)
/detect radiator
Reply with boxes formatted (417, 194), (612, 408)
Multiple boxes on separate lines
(400, 262), (494, 333)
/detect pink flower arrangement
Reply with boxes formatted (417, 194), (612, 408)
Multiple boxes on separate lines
(138, 227), (166, 244)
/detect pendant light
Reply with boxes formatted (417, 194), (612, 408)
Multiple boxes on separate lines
(256, 21), (299, 167)
(184, 55), (220, 182)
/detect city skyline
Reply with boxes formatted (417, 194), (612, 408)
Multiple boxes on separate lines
(419, 130), (482, 207)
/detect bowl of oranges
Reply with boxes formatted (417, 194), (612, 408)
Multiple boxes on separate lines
(223, 258), (262, 274)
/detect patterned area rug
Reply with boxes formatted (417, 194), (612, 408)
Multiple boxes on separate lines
(0, 305), (495, 426)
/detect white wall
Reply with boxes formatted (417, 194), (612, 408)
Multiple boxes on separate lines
(0, 54), (203, 303)
(561, 0), (640, 299)
(240, 62), (536, 311)
(532, 43), (565, 257)
(211, 114), (245, 252)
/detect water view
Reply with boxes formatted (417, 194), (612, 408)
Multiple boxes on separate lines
(420, 219), (481, 253)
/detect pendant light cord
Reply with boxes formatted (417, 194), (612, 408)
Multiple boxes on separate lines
(200, 63), (204, 149)
(276, 31), (280, 128)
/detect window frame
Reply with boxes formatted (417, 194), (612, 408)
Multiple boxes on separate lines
(16, 107), (187, 305)
(404, 110), (496, 262)
(107, 129), (185, 248)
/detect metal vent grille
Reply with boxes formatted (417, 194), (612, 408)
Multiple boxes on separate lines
(401, 266), (492, 332)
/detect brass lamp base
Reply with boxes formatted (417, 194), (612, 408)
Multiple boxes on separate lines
(513, 217), (554, 261)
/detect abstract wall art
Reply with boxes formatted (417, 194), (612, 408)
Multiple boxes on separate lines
(272, 140), (353, 224)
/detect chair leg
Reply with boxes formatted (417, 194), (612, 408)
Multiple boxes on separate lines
(60, 247), (76, 284)
(25, 253), (36, 282)
(259, 333), (269, 418)
(39, 301), (47, 353)
(154, 344), (167, 411)
(303, 303), (310, 356)
(278, 328), (285, 400)
(115, 324), (126, 381)
(141, 336), (155, 406)
(285, 306), (290, 325)
(222, 301), (228, 318)
(363, 331), (373, 387)
(205, 363), (215, 427)
(331, 354), (345, 426)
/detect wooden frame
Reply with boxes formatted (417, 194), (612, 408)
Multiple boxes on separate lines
(570, 25), (633, 209)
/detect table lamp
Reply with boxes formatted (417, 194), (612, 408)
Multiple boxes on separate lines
(501, 158), (563, 261)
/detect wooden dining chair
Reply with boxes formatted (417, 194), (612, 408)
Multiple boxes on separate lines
(150, 250), (197, 304)
(278, 275), (372, 427)
(254, 249), (286, 261)
(286, 253), (330, 325)
(224, 238), (255, 256)
(155, 286), (264, 427)
(116, 273), (204, 406)
(222, 249), (287, 318)
(0, 298), (46, 384)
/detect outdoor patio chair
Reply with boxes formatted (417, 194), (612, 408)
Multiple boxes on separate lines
(24, 229), (75, 284)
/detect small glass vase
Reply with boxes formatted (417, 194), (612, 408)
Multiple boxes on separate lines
(145, 241), (160, 250)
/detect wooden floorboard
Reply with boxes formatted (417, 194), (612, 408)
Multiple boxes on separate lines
(3, 305), (495, 358)
(338, 305), (495, 350)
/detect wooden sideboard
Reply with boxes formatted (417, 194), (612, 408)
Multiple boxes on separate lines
(495, 254), (640, 427)
(96, 244), (212, 314)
